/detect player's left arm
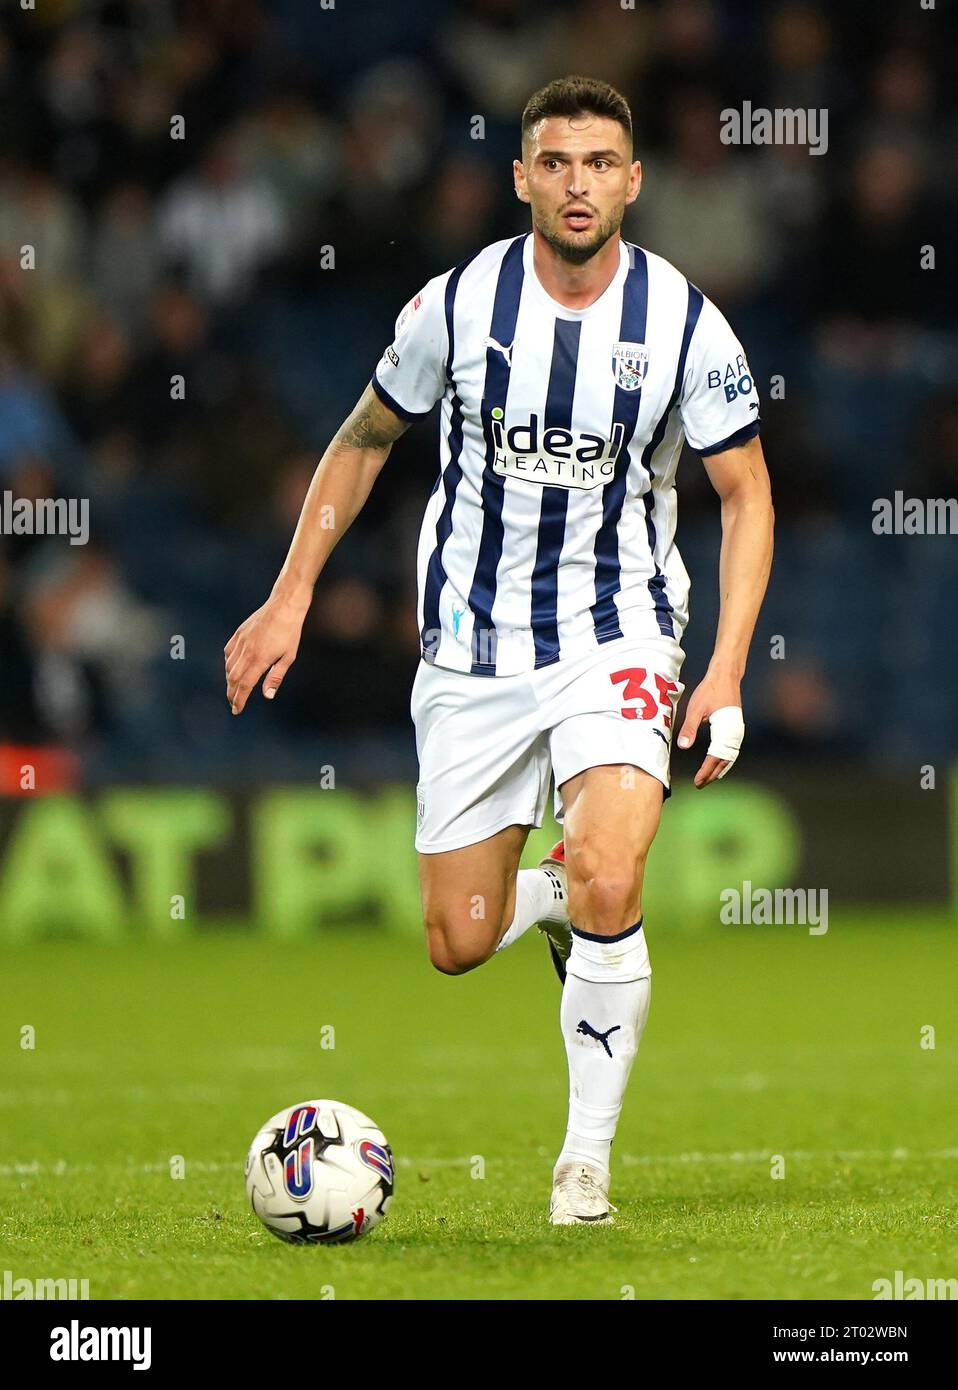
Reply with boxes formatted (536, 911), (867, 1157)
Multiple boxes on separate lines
(677, 433), (774, 786)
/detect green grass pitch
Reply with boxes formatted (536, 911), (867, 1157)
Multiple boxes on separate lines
(1, 912), (956, 1300)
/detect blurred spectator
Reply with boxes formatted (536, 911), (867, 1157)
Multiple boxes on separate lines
(0, 166), (84, 282)
(637, 0), (728, 149)
(634, 88), (779, 304)
(285, 575), (418, 734)
(868, 46), (937, 151)
(543, 0), (653, 97)
(338, 59), (443, 238)
(20, 544), (166, 741)
(764, 3), (836, 114)
(157, 135), (287, 303)
(816, 138), (931, 328)
(233, 93), (342, 247)
(750, 661), (865, 758)
(441, 0), (553, 124)
(59, 314), (135, 445)
(0, 350), (77, 479)
(122, 283), (221, 459)
(419, 157), (500, 264)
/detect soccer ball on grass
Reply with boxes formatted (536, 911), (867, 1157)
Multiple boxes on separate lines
(246, 1099), (394, 1244)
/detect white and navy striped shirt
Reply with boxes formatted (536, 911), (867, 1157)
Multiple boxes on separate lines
(372, 234), (760, 677)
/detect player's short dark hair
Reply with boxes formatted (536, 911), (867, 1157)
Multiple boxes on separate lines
(521, 75), (632, 147)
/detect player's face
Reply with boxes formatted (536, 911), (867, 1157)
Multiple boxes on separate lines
(515, 115), (641, 266)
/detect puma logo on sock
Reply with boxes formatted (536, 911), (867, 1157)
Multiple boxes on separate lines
(576, 1019), (621, 1058)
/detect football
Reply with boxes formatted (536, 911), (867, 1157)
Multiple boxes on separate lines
(245, 1099), (394, 1244)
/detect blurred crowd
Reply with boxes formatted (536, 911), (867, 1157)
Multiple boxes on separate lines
(0, 0), (955, 785)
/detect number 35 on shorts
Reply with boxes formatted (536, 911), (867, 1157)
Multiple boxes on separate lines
(609, 666), (680, 732)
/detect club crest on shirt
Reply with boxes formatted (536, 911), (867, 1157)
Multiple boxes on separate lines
(612, 341), (650, 392)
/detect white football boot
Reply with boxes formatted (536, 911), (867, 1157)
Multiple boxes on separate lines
(549, 1160), (617, 1226)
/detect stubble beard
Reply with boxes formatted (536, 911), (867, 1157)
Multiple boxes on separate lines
(532, 203), (625, 266)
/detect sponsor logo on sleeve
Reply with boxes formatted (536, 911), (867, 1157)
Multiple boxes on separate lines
(707, 354), (754, 402)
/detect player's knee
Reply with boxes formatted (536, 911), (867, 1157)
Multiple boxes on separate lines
(424, 918), (488, 976)
(567, 857), (642, 935)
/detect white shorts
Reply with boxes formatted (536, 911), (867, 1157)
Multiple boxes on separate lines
(411, 635), (686, 853)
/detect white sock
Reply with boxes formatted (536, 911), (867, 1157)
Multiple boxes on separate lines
(556, 921), (651, 1177)
(495, 867), (568, 952)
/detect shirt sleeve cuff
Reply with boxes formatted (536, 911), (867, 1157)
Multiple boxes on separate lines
(695, 419), (761, 457)
(370, 372), (433, 422)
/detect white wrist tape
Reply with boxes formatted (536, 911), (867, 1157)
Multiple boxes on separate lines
(707, 706), (745, 778)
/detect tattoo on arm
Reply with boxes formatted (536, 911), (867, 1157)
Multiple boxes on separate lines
(333, 384), (409, 450)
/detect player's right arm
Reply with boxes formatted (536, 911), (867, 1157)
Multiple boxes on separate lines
(224, 384), (408, 715)
(225, 273), (449, 714)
